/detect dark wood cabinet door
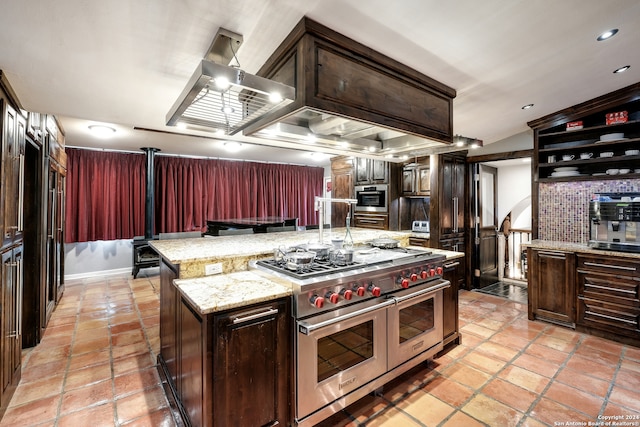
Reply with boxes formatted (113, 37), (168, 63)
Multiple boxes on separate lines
(402, 168), (414, 194)
(179, 299), (204, 427)
(1, 245), (21, 411)
(371, 159), (388, 183)
(213, 299), (290, 427)
(529, 249), (575, 326)
(159, 260), (179, 383)
(2, 101), (17, 244)
(354, 157), (369, 184)
(331, 163), (353, 228)
(417, 165), (431, 195)
(442, 258), (461, 345)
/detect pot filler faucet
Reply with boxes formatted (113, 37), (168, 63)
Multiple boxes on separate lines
(314, 196), (357, 244)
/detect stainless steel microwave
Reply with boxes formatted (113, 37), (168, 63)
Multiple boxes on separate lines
(355, 185), (388, 213)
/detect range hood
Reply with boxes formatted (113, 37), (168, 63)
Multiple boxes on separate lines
(166, 28), (295, 135)
(241, 17), (458, 161)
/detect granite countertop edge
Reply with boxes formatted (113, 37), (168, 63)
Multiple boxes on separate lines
(522, 239), (640, 259)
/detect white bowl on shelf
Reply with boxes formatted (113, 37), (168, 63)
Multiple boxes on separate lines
(619, 169), (631, 174)
(599, 133), (624, 142)
(625, 149), (640, 156)
(606, 169), (619, 175)
(599, 152), (614, 158)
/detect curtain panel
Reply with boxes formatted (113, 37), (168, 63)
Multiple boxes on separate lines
(154, 156), (323, 233)
(65, 148), (324, 242)
(65, 148), (146, 242)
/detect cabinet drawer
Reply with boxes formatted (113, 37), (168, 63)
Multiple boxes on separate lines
(409, 237), (430, 247)
(354, 214), (388, 230)
(577, 255), (640, 278)
(577, 296), (640, 335)
(578, 271), (639, 307)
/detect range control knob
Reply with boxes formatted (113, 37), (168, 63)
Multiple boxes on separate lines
(429, 268), (436, 277)
(398, 277), (410, 288)
(420, 270), (428, 279)
(340, 289), (353, 300)
(352, 284), (366, 297)
(325, 291), (340, 304)
(368, 283), (381, 297)
(410, 273), (418, 282)
(436, 266), (443, 275)
(310, 295), (324, 308)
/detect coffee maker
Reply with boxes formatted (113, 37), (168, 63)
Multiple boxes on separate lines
(589, 193), (640, 253)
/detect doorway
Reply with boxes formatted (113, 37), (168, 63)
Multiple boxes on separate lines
(468, 154), (532, 295)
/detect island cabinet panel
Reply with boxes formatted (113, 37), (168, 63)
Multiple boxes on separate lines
(576, 255), (640, 343)
(212, 298), (291, 427)
(158, 266), (292, 427)
(528, 249), (576, 327)
(441, 258), (462, 348)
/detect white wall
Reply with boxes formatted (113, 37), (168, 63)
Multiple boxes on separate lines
(497, 163), (532, 229)
(64, 240), (138, 279)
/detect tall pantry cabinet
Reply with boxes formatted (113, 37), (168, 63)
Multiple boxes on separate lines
(0, 71), (66, 419)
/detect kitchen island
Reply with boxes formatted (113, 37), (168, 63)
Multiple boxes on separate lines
(151, 228), (463, 427)
(524, 240), (640, 347)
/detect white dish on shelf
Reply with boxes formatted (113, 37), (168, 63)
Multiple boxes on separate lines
(635, 169), (640, 174)
(606, 169), (619, 175)
(619, 169), (631, 174)
(599, 152), (614, 158)
(592, 173), (607, 176)
(550, 171), (582, 177)
(625, 149), (639, 156)
(599, 133), (625, 142)
(553, 166), (579, 172)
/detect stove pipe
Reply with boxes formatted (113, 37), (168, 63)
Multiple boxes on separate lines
(141, 147), (160, 240)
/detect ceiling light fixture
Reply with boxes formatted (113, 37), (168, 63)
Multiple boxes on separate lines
(521, 104), (534, 110)
(223, 141), (243, 152)
(88, 124), (116, 138)
(166, 28), (295, 135)
(597, 29), (619, 41)
(453, 134), (483, 150)
(613, 65), (631, 74)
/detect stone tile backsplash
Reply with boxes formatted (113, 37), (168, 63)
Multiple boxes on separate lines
(538, 178), (640, 243)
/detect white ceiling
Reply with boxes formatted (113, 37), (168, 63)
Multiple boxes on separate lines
(1, 0), (638, 166)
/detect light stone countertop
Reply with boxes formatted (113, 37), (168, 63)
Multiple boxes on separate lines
(522, 239), (640, 260)
(150, 228), (412, 278)
(174, 271), (292, 315)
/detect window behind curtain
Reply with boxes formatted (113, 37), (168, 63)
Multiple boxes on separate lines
(65, 148), (324, 243)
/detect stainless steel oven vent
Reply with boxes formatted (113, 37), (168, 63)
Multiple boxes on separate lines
(166, 28), (295, 135)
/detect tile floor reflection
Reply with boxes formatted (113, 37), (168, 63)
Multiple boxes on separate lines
(1, 272), (639, 426)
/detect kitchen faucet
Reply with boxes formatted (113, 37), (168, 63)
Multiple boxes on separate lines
(314, 196), (357, 244)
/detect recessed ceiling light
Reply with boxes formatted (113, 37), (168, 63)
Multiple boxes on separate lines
(268, 92), (283, 103)
(88, 125), (116, 138)
(597, 29), (619, 41)
(613, 65), (630, 74)
(223, 141), (243, 152)
(521, 104), (534, 110)
(221, 105), (234, 114)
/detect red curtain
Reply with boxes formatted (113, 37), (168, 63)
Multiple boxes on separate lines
(65, 148), (324, 242)
(154, 156), (323, 232)
(65, 148), (145, 242)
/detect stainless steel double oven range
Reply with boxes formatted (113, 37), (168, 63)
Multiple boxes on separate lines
(253, 246), (449, 427)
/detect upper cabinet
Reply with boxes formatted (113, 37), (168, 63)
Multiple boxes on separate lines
(529, 83), (640, 183)
(402, 157), (430, 196)
(355, 158), (388, 185)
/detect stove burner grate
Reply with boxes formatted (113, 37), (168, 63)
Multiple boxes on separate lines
(256, 258), (368, 279)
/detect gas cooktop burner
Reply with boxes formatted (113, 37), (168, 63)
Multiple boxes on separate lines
(256, 258), (370, 279)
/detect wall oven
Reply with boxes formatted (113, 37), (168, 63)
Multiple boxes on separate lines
(355, 185), (388, 212)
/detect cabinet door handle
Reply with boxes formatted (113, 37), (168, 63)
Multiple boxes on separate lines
(584, 310), (636, 326)
(232, 308), (279, 324)
(583, 262), (636, 272)
(453, 197), (459, 232)
(537, 251), (567, 258)
(584, 283), (636, 295)
(18, 154), (24, 232)
(359, 219), (380, 224)
(444, 261), (460, 269)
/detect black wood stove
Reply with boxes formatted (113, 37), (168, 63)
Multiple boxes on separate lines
(132, 147), (160, 278)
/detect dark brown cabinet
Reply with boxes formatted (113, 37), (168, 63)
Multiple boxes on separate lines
(402, 162), (430, 196)
(353, 213), (388, 230)
(158, 260), (292, 427)
(528, 249), (576, 327)
(330, 156), (354, 228)
(0, 244), (21, 417)
(355, 158), (388, 185)
(439, 155), (465, 239)
(442, 257), (461, 348)
(576, 255), (640, 345)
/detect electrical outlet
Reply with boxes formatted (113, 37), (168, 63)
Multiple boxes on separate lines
(205, 263), (223, 276)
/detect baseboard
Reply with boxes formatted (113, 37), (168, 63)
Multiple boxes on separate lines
(64, 267), (134, 281)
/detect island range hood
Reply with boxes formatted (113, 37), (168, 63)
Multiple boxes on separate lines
(241, 17), (458, 161)
(167, 19), (458, 161)
(166, 28), (295, 135)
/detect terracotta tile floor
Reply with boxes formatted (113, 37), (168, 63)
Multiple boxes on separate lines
(2, 273), (640, 426)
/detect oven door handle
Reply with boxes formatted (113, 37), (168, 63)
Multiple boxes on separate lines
(298, 299), (395, 335)
(387, 281), (450, 304)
